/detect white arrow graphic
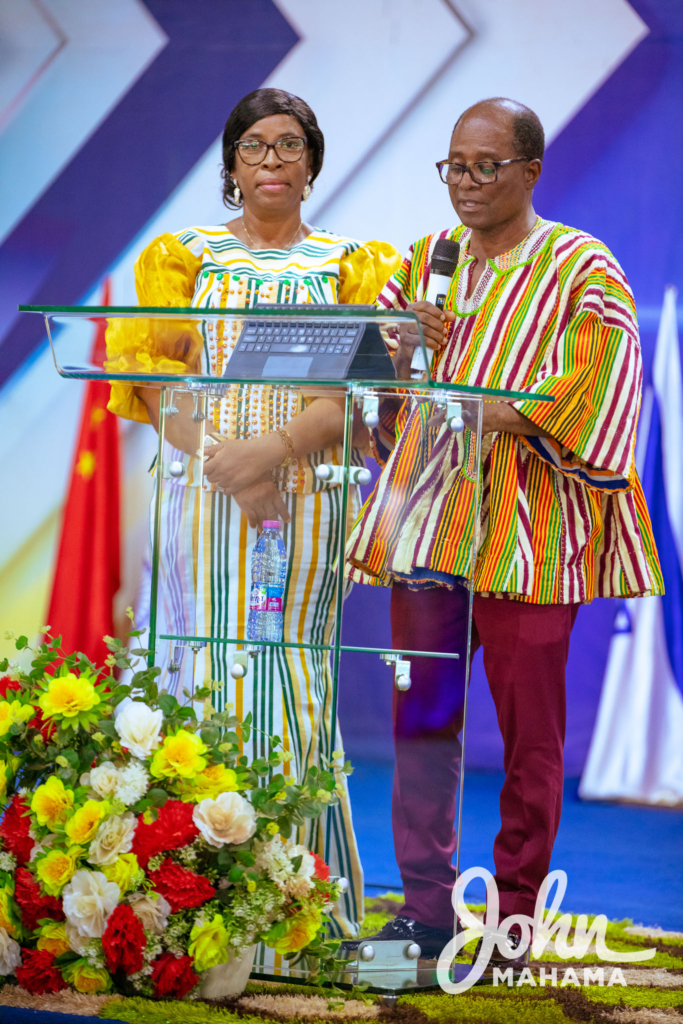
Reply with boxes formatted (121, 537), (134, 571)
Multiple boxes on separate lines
(317, 0), (648, 251)
(266, 0), (472, 215)
(0, 0), (166, 245)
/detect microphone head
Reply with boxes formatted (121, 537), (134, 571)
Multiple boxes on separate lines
(431, 237), (460, 278)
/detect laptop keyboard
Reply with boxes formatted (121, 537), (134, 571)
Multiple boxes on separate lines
(237, 320), (361, 357)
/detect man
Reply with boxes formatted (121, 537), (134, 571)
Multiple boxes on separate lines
(345, 98), (662, 962)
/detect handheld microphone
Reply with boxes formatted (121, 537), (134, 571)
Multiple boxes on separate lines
(411, 237), (460, 375)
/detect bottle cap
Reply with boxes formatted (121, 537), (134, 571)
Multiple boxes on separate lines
(262, 520), (281, 529)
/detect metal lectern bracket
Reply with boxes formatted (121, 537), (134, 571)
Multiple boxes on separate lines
(315, 464), (372, 486)
(230, 645), (266, 679)
(379, 652), (411, 691)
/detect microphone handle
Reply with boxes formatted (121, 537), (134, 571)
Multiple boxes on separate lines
(411, 272), (454, 375)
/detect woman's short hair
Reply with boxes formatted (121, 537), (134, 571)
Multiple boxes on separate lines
(221, 88), (325, 208)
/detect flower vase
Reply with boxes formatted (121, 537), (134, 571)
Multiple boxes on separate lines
(200, 944), (257, 1000)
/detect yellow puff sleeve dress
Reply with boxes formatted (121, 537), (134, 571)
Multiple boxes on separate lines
(106, 227), (401, 948)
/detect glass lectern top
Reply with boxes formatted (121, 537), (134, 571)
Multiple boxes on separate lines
(18, 304), (555, 403)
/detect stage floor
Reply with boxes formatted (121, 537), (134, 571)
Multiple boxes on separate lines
(349, 761), (683, 931)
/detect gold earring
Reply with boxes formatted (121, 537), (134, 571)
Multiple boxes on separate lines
(232, 179), (241, 205)
(302, 177), (312, 202)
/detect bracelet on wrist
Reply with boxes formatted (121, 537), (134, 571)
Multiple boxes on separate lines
(274, 427), (295, 467)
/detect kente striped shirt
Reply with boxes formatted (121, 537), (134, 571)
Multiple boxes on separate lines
(346, 218), (663, 604)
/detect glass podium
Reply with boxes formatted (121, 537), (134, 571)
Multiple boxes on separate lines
(22, 303), (554, 997)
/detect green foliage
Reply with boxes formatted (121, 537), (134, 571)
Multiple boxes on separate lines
(583, 985), (683, 1008)
(405, 991), (568, 1023)
(529, 913), (683, 969)
(99, 996), (262, 1023)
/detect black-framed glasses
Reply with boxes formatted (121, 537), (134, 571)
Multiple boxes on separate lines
(235, 136), (307, 165)
(436, 157), (528, 185)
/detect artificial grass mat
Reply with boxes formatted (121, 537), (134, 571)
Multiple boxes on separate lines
(3, 896), (682, 1024)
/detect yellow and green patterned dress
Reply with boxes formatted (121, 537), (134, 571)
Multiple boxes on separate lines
(107, 226), (400, 948)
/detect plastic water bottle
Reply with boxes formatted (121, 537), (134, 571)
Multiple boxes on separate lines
(247, 521), (287, 642)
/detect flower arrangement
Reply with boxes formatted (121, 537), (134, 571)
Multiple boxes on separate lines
(0, 619), (351, 999)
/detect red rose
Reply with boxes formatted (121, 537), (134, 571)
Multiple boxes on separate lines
(0, 675), (22, 699)
(148, 858), (215, 913)
(16, 949), (67, 995)
(132, 799), (198, 868)
(151, 952), (199, 1000)
(0, 797), (34, 866)
(312, 852), (330, 881)
(102, 904), (146, 975)
(14, 866), (64, 932)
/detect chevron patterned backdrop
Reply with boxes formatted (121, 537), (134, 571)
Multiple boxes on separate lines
(0, 0), (680, 773)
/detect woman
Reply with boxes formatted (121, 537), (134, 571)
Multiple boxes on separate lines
(106, 88), (400, 944)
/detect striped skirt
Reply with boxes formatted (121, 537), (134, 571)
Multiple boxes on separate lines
(152, 476), (364, 949)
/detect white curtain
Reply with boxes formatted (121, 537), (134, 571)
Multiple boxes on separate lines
(580, 287), (683, 806)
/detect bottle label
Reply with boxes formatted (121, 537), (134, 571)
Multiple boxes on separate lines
(249, 584), (268, 611)
(266, 586), (284, 612)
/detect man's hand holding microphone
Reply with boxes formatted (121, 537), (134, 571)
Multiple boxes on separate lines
(389, 237), (460, 381)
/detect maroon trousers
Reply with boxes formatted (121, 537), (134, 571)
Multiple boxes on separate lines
(391, 583), (579, 929)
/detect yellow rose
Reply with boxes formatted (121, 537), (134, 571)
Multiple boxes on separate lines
(266, 908), (322, 955)
(0, 699), (34, 737)
(180, 763), (239, 802)
(188, 913), (229, 973)
(36, 846), (82, 896)
(39, 672), (99, 719)
(65, 800), (108, 844)
(37, 921), (70, 956)
(101, 853), (141, 894)
(0, 886), (19, 938)
(63, 961), (111, 994)
(150, 729), (207, 780)
(31, 775), (74, 828)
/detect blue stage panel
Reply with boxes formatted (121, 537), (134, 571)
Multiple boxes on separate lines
(349, 762), (683, 931)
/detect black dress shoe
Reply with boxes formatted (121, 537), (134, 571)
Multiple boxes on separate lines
(340, 915), (454, 961)
(471, 932), (530, 976)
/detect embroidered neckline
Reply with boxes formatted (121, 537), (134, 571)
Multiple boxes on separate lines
(449, 218), (557, 316)
(460, 216), (551, 267)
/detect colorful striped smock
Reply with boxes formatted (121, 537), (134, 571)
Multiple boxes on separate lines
(106, 226), (401, 944)
(346, 218), (663, 604)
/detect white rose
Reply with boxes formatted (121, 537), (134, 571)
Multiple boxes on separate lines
(114, 702), (163, 759)
(88, 812), (137, 866)
(83, 762), (121, 799)
(0, 927), (21, 976)
(62, 869), (120, 937)
(65, 921), (89, 955)
(193, 792), (257, 848)
(127, 892), (172, 935)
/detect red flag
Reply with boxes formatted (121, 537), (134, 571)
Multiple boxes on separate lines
(46, 280), (120, 666)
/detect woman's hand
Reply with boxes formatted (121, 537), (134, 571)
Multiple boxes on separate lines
(394, 301), (455, 380)
(203, 434), (283, 494)
(231, 475), (291, 530)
